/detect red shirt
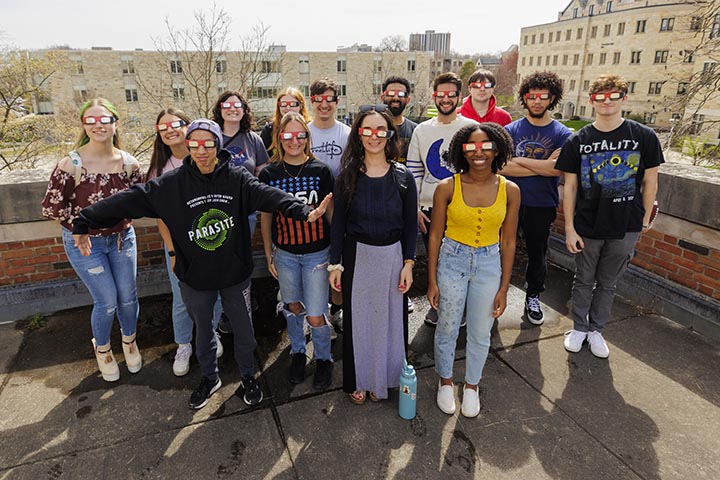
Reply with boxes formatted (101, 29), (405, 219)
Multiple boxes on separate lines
(458, 95), (512, 126)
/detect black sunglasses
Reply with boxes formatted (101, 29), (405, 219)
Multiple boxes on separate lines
(358, 104), (388, 113)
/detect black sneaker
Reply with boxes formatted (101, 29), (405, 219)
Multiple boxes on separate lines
(525, 294), (544, 325)
(240, 375), (264, 406)
(312, 359), (333, 391)
(424, 307), (438, 326)
(188, 376), (222, 410)
(289, 352), (306, 384)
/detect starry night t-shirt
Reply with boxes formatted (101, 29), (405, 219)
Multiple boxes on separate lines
(258, 159), (334, 254)
(556, 120), (664, 239)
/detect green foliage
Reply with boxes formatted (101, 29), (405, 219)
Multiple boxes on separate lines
(24, 313), (47, 331)
(681, 135), (720, 167)
(561, 119), (591, 131)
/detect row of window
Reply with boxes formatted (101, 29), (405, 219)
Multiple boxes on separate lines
(523, 16), (701, 46)
(520, 50), (709, 67)
(572, 1), (614, 18)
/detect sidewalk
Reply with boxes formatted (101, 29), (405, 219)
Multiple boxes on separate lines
(1, 263), (718, 479)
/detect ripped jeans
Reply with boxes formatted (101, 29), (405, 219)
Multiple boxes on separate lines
(62, 227), (139, 345)
(274, 246), (332, 360)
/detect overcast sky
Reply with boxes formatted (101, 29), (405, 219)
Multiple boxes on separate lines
(1, 0), (563, 55)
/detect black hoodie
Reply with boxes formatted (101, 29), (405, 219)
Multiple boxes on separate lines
(73, 151), (312, 290)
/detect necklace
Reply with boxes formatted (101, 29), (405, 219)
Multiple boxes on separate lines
(282, 158), (309, 179)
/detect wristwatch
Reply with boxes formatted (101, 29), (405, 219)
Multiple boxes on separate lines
(168, 250), (176, 257)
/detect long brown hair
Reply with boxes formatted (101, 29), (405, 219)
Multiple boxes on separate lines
(146, 107), (191, 179)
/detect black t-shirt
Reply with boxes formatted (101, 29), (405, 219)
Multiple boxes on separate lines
(396, 118), (418, 164)
(556, 120), (664, 239)
(258, 159), (334, 254)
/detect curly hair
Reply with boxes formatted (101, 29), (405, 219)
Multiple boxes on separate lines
(270, 112), (315, 164)
(518, 71), (563, 110)
(337, 110), (400, 204)
(448, 122), (514, 174)
(212, 90), (252, 133)
(147, 107), (191, 179)
(589, 74), (628, 95)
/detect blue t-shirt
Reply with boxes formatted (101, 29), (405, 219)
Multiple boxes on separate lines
(504, 118), (573, 208)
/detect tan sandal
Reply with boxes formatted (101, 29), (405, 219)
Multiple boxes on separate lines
(368, 392), (380, 402)
(349, 390), (366, 405)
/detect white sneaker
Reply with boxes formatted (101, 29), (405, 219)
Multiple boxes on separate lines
(587, 331), (610, 358)
(173, 343), (192, 377)
(563, 329), (587, 353)
(407, 298), (414, 313)
(436, 381), (456, 415)
(92, 339), (120, 382)
(461, 387), (480, 418)
(215, 332), (224, 358)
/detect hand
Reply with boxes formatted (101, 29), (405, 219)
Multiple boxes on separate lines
(329, 269), (342, 292)
(398, 263), (413, 293)
(492, 290), (508, 318)
(427, 282), (439, 310)
(266, 255), (278, 279)
(549, 148), (562, 160)
(73, 234), (92, 256)
(418, 210), (430, 234)
(565, 230), (584, 254)
(307, 193), (333, 223)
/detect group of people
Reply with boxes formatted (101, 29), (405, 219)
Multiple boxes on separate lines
(41, 67), (662, 417)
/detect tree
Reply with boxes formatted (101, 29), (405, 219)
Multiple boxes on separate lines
(0, 46), (69, 171)
(375, 35), (407, 52)
(459, 60), (477, 97)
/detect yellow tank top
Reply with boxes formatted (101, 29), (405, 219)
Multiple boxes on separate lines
(445, 174), (507, 247)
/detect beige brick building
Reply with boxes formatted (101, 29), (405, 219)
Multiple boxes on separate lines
(517, 0), (719, 144)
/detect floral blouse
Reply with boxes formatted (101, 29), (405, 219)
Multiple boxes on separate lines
(41, 155), (143, 236)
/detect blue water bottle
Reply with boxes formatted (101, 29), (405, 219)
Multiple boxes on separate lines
(399, 358), (417, 420)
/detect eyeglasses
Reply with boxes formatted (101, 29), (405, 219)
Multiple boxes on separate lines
(279, 131), (308, 140)
(432, 90), (459, 98)
(82, 115), (116, 125)
(359, 104), (388, 113)
(155, 120), (188, 132)
(278, 100), (300, 108)
(470, 81), (495, 89)
(310, 95), (338, 103)
(185, 139), (217, 149)
(383, 90), (407, 98)
(463, 141), (496, 152)
(590, 91), (625, 102)
(358, 128), (394, 138)
(220, 101), (244, 109)
(524, 93), (552, 101)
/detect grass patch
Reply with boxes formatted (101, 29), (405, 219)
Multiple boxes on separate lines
(561, 120), (591, 132)
(24, 313), (47, 331)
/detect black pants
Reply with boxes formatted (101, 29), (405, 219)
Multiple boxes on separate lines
(179, 278), (255, 381)
(518, 206), (557, 295)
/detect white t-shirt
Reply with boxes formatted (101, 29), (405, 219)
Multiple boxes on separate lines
(308, 120), (350, 177)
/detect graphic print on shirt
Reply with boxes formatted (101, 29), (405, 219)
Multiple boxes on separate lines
(310, 141), (343, 161)
(580, 139), (640, 201)
(226, 145), (247, 167)
(514, 132), (555, 159)
(425, 139), (454, 182)
(268, 175), (326, 246)
(185, 194), (236, 251)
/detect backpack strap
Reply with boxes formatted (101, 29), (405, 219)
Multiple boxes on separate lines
(68, 150), (83, 186)
(391, 161), (408, 202)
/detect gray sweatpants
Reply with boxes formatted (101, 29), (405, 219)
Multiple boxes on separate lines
(179, 278), (256, 381)
(570, 231), (641, 332)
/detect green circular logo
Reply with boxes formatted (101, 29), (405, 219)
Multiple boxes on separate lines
(192, 208), (231, 251)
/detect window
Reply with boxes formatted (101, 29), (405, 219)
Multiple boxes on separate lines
(524, 35), (528, 45)
(628, 82), (636, 93)
(711, 14), (720, 39)
(591, 26), (598, 38)
(373, 83), (382, 95)
(407, 59), (416, 71)
(569, 79), (576, 91)
(299, 57), (309, 74)
(216, 60), (227, 73)
(565, 29), (572, 41)
(644, 112), (657, 125)
(72, 86), (87, 102)
(604, 24), (612, 36)
(660, 18), (674, 32)
(531, 34), (536, 44)
(562, 54), (568, 65)
(173, 86), (184, 100)
(671, 113), (682, 122)
(548, 32), (553, 42)
(613, 52), (621, 64)
(599, 53), (607, 65)
(573, 8), (578, 18)
(552, 55), (558, 66)
(703, 61), (718, 72)
(521, 57), (526, 66)
(250, 87), (279, 99)
(121, 58), (135, 74)
(170, 60), (182, 74)
(630, 51), (641, 64)
(125, 88), (138, 102)
(373, 59), (382, 72)
(654, 50), (669, 64)
(260, 60), (278, 73)
(648, 82), (663, 95)
(217, 82), (226, 95)
(577, 28), (583, 39)
(580, 106), (586, 116)
(71, 58), (84, 75)
(583, 80), (590, 91)
(690, 17), (702, 31)
(677, 82), (688, 95)
(573, 54), (580, 65)
(540, 33), (544, 43)
(300, 84), (310, 97)
(529, 56), (534, 66)
(617, 22), (625, 35)
(537, 56), (542, 66)
(546, 55), (551, 65)
(636, 20), (646, 33)
(337, 84), (347, 96)
(556, 30), (561, 41)
(410, 81), (415, 94)
(606, 1), (613, 13)
(689, 114), (705, 135)
(589, 5), (595, 15)
(682, 50), (694, 63)
(337, 59), (346, 72)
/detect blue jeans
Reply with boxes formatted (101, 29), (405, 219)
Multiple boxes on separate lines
(434, 238), (501, 385)
(62, 227), (139, 345)
(164, 247), (221, 344)
(274, 246), (332, 361)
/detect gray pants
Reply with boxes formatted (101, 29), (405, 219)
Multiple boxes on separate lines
(570, 232), (641, 332)
(179, 278), (256, 381)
